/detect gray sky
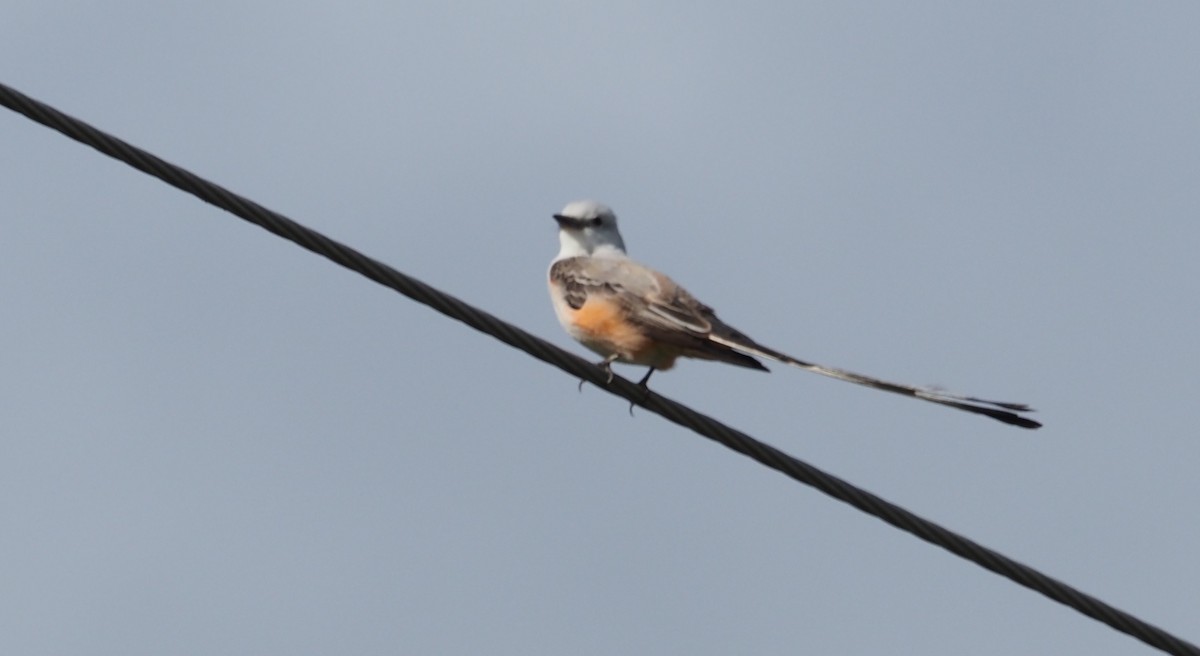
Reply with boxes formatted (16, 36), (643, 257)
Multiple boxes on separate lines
(3, 2), (1198, 654)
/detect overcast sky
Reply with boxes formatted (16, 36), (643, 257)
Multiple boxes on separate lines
(3, 3), (1198, 654)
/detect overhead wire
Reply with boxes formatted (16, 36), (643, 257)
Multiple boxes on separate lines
(2, 81), (1195, 656)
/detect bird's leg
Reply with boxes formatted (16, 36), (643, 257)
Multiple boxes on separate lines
(628, 367), (656, 416)
(579, 353), (621, 392)
(599, 354), (619, 383)
(635, 368), (655, 387)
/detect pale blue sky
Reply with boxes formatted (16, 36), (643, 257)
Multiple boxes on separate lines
(3, 3), (1198, 654)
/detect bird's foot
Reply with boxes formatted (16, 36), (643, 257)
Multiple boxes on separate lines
(628, 368), (655, 416)
(579, 355), (619, 392)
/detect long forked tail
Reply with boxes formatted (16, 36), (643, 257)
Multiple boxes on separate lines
(709, 335), (1041, 429)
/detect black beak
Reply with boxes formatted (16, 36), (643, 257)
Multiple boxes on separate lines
(553, 213), (583, 228)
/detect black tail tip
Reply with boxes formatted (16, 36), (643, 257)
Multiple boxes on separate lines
(994, 411), (1042, 429)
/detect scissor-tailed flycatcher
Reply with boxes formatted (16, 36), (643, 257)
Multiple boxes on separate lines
(547, 200), (1040, 429)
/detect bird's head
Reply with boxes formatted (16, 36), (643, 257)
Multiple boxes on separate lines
(553, 200), (626, 257)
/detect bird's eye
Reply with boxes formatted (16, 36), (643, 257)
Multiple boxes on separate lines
(589, 217), (603, 227)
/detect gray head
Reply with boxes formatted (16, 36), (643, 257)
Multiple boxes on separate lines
(552, 200), (627, 257)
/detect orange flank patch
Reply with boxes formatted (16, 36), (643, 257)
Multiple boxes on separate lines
(571, 297), (678, 369)
(571, 298), (646, 349)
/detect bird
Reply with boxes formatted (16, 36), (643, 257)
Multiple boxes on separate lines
(546, 200), (1040, 429)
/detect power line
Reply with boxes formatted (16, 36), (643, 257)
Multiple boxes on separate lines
(2, 81), (1195, 656)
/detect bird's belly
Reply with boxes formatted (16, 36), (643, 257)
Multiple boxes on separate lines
(552, 292), (677, 369)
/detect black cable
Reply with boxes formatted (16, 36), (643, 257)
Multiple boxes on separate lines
(2, 81), (1195, 656)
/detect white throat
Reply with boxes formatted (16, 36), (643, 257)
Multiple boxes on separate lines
(554, 228), (628, 261)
